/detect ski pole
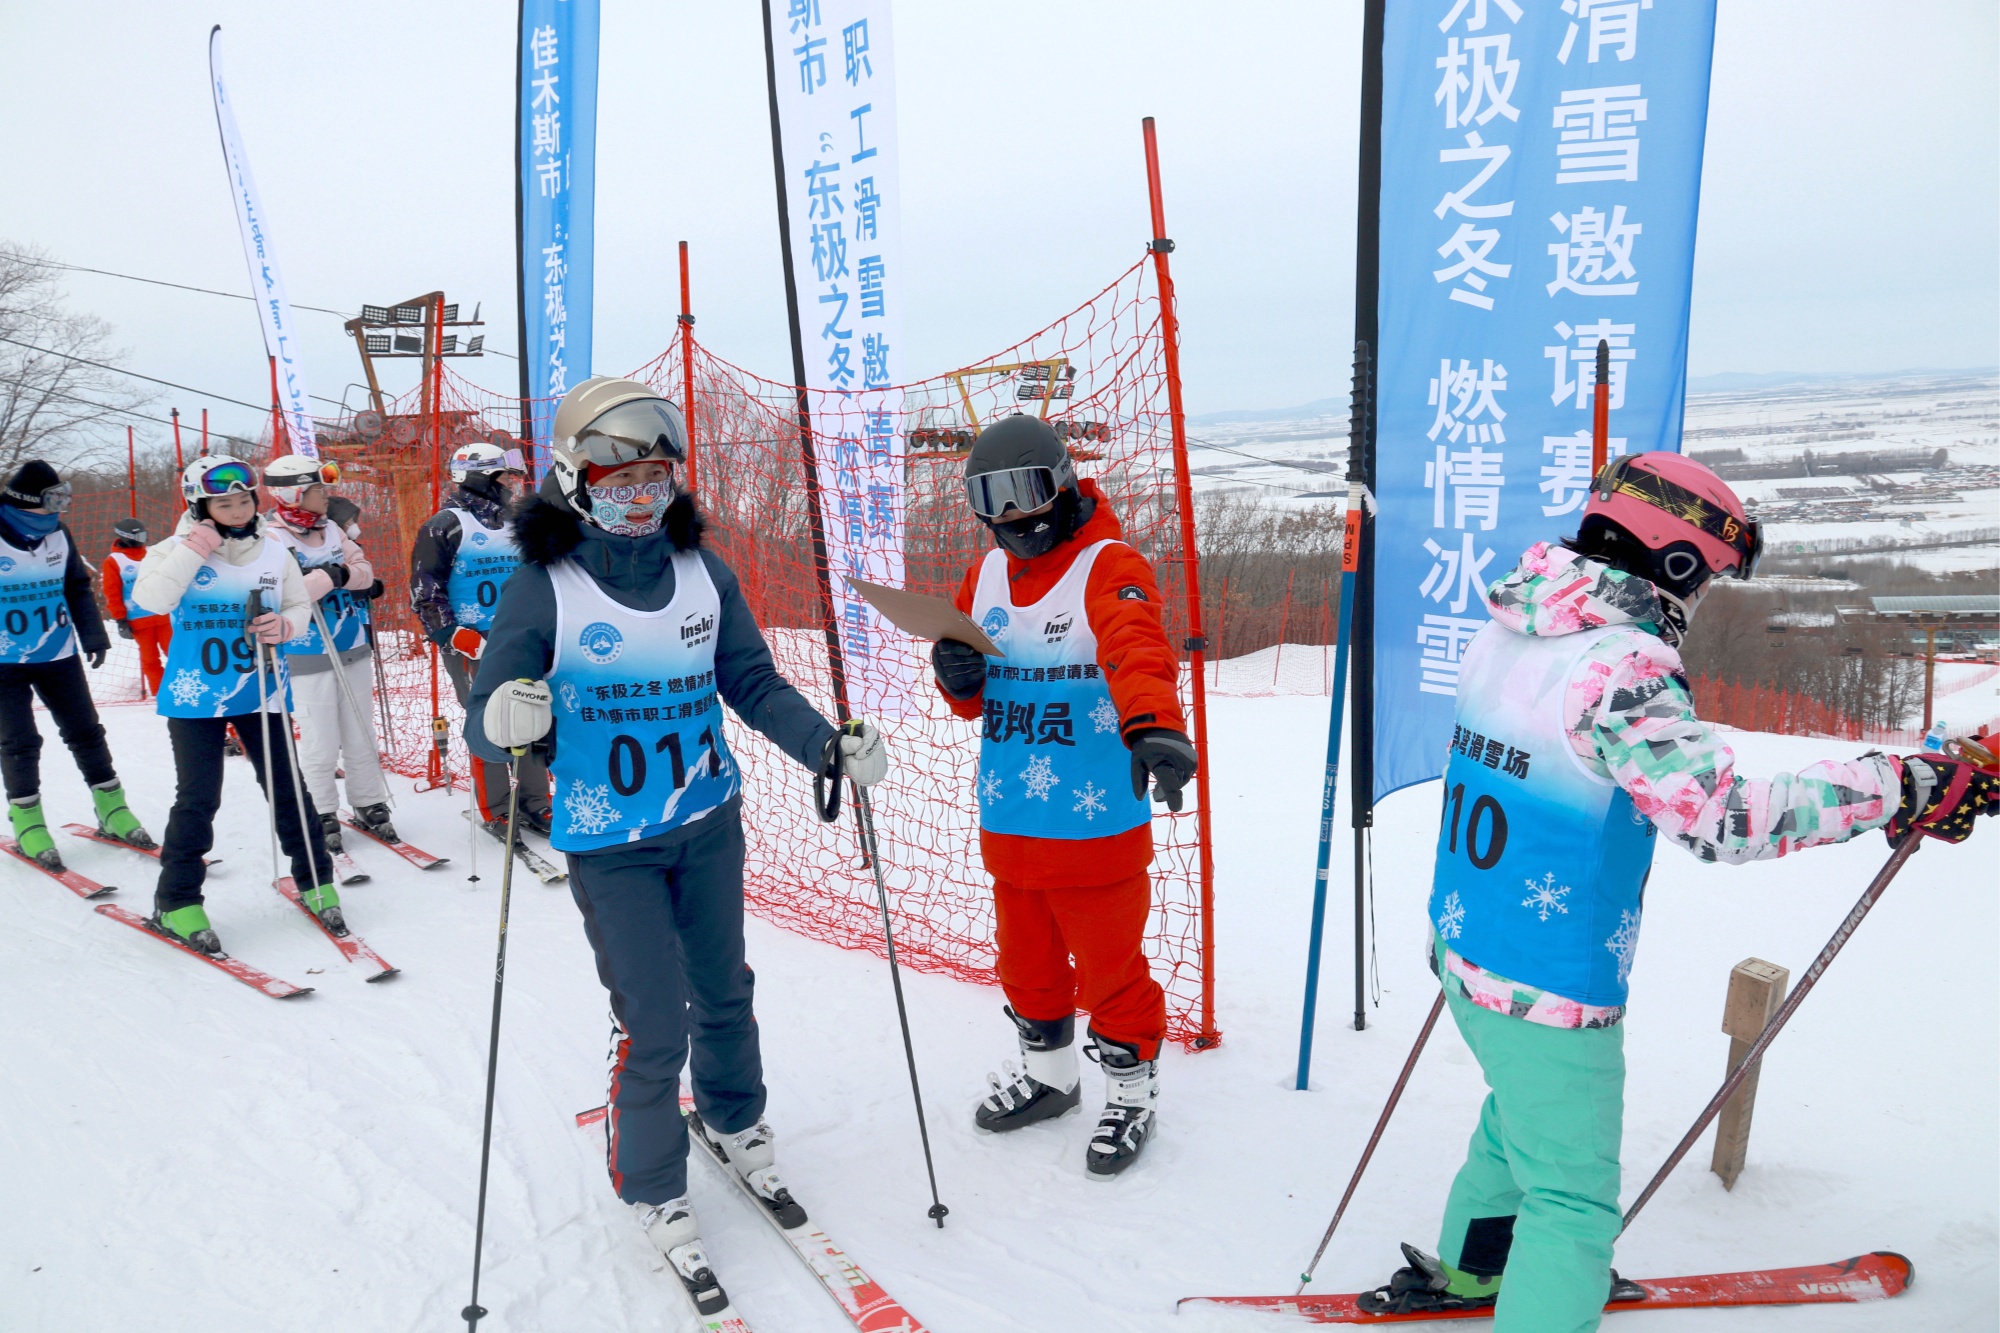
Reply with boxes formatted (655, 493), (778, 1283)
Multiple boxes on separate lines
(839, 724), (948, 1229)
(437, 715), (477, 885)
(463, 749), (524, 1331)
(272, 653), (335, 899)
(1297, 989), (1444, 1293)
(247, 595), (284, 892)
(367, 620), (396, 762)
(1620, 832), (1923, 1234)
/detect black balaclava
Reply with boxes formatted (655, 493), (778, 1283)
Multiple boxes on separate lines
(964, 414), (1093, 561)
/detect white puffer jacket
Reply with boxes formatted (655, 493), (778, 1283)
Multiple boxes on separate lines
(131, 512), (312, 638)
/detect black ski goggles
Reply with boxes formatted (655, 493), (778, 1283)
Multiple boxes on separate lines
(1595, 455), (1763, 580)
(574, 399), (687, 467)
(965, 465), (1066, 521)
(1, 480), (72, 513)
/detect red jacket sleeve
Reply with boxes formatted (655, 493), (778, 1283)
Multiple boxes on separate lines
(1085, 544), (1187, 742)
(938, 559), (986, 721)
(100, 555), (128, 621)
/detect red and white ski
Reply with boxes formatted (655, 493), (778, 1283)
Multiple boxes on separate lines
(3, 837), (115, 898)
(94, 903), (312, 998)
(574, 1097), (932, 1333)
(328, 850), (371, 885)
(1176, 1251), (1914, 1323)
(61, 824), (217, 868)
(339, 813), (450, 870)
(274, 877), (398, 980)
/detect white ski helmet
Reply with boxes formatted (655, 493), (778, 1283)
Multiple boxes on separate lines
(180, 455), (260, 516)
(548, 376), (687, 521)
(448, 440), (526, 486)
(263, 453), (340, 507)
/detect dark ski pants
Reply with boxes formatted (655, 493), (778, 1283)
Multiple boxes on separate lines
(156, 713), (333, 912)
(571, 814), (766, 1206)
(444, 652), (548, 821)
(0, 657), (117, 802)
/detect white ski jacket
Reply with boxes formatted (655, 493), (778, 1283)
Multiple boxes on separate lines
(132, 512), (313, 640)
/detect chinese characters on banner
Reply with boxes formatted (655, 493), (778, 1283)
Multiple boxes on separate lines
(1372, 0), (1715, 801)
(518, 0), (600, 468)
(768, 0), (911, 715)
(207, 27), (318, 458)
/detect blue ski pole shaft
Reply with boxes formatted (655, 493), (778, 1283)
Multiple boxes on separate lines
(1295, 570), (1357, 1091)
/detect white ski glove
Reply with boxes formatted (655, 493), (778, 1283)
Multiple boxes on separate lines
(837, 720), (888, 788)
(484, 678), (553, 752)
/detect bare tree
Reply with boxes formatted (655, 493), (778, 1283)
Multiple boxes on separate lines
(0, 242), (153, 476)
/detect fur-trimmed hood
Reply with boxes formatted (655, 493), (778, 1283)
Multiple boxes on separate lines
(510, 487), (705, 595)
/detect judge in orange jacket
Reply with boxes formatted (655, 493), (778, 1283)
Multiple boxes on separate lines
(101, 517), (171, 697)
(934, 414), (1197, 1179)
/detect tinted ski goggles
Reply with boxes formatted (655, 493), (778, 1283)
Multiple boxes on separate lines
(0, 480), (73, 513)
(1594, 455), (1763, 579)
(190, 460), (259, 496)
(573, 399), (686, 467)
(453, 447), (526, 475)
(965, 465), (1064, 521)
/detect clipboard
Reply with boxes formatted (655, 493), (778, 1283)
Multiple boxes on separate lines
(846, 575), (1004, 656)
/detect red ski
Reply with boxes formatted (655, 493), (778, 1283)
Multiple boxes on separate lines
(274, 877), (398, 980)
(94, 903), (312, 998)
(61, 823), (217, 867)
(3, 837), (115, 898)
(339, 813), (450, 871)
(1176, 1251), (1913, 1323)
(574, 1095), (932, 1333)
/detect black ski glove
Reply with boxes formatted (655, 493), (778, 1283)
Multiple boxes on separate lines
(324, 562), (351, 589)
(1129, 727), (1197, 811)
(358, 578), (386, 601)
(931, 638), (987, 700)
(1890, 754), (2000, 844)
(114, 619), (133, 640)
(326, 495), (362, 532)
(86, 647), (106, 669)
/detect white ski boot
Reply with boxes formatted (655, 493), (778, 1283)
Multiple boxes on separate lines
(1083, 1032), (1158, 1179)
(634, 1197), (730, 1317)
(974, 1006), (1081, 1133)
(693, 1111), (808, 1229)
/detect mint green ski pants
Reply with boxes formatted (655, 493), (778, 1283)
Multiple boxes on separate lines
(1437, 982), (1626, 1333)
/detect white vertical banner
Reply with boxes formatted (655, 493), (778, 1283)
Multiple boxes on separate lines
(768, 0), (911, 716)
(207, 26), (318, 458)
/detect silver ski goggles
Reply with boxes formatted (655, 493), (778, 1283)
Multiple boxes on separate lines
(965, 465), (1063, 521)
(3, 480), (73, 513)
(573, 399), (687, 467)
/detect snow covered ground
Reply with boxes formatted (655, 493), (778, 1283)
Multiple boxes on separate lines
(2, 696), (1992, 1331)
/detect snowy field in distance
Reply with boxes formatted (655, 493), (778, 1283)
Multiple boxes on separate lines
(0, 695), (1992, 1331)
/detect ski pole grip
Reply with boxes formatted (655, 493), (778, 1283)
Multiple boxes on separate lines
(815, 727), (846, 823)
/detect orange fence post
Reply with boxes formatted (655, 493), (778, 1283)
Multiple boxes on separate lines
(679, 240), (698, 496)
(200, 408), (208, 454)
(171, 409), (184, 472)
(1142, 115), (1220, 1048)
(426, 294), (446, 788)
(268, 354), (286, 454)
(126, 427), (138, 518)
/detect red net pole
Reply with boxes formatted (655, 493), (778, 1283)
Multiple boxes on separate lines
(426, 295), (445, 788)
(171, 409), (184, 471)
(679, 240), (698, 497)
(268, 355), (285, 454)
(200, 408), (208, 454)
(1143, 116), (1220, 1048)
(126, 428), (137, 518)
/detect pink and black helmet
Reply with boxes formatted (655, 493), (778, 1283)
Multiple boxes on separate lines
(1580, 450), (1762, 590)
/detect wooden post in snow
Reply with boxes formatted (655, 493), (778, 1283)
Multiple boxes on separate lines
(1711, 957), (1791, 1190)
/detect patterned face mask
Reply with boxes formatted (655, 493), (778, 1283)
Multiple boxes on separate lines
(587, 478), (674, 536)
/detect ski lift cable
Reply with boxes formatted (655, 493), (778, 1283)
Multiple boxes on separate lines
(0, 334), (346, 413)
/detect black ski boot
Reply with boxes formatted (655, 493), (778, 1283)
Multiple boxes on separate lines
(318, 812), (344, 854)
(1083, 1031), (1158, 1179)
(1359, 1243), (1499, 1315)
(974, 1006), (1081, 1133)
(520, 801), (553, 838)
(352, 802), (398, 843)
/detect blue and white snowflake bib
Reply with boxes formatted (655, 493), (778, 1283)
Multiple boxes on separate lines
(544, 552), (740, 853)
(157, 535), (292, 719)
(109, 550), (164, 622)
(272, 524), (369, 657)
(0, 529), (76, 664)
(1427, 622), (1657, 1008)
(969, 541), (1150, 841)
(444, 507), (522, 633)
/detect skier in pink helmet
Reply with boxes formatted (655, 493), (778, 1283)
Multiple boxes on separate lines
(1362, 451), (1997, 1330)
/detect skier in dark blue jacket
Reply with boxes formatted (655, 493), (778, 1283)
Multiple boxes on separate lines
(464, 376), (886, 1319)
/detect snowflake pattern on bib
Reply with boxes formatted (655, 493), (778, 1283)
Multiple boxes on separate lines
(1436, 890), (1466, 941)
(559, 681), (580, 714)
(167, 669), (208, 710)
(1019, 753), (1059, 801)
(1072, 781), (1108, 822)
(978, 769), (1003, 806)
(1604, 908), (1643, 985)
(563, 781), (622, 839)
(1521, 873), (1572, 922)
(1090, 696), (1119, 735)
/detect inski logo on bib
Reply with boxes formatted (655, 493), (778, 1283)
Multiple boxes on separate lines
(1042, 614), (1073, 644)
(679, 612), (714, 648)
(579, 622), (623, 665)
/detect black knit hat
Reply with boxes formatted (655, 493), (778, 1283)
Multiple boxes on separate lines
(1, 460), (61, 508)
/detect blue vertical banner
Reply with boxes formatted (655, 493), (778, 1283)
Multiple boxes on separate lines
(518, 0), (599, 467)
(1371, 0), (1715, 802)
(767, 0), (911, 716)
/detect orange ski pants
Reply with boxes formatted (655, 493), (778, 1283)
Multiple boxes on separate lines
(131, 616), (171, 698)
(992, 871), (1165, 1061)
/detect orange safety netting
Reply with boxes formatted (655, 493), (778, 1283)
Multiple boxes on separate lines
(73, 256), (1221, 1050)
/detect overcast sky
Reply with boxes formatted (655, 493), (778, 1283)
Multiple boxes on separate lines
(2, 1), (1994, 449)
